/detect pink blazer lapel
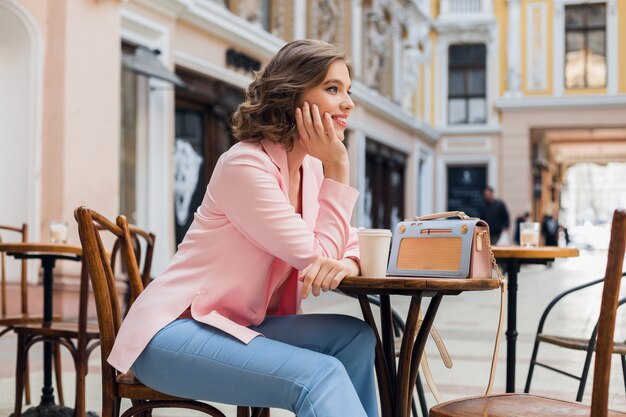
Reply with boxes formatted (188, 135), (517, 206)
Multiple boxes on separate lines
(301, 157), (318, 231)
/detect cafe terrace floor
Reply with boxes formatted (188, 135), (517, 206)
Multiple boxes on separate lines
(1, 250), (624, 416)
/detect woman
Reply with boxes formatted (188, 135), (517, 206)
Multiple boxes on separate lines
(108, 40), (378, 417)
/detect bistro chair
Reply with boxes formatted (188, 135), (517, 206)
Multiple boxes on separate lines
(12, 223), (156, 417)
(525, 271), (626, 401)
(75, 207), (268, 417)
(429, 208), (626, 417)
(1, 223), (62, 405)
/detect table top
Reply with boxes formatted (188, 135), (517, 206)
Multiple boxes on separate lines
(0, 242), (82, 257)
(338, 275), (501, 296)
(492, 246), (579, 260)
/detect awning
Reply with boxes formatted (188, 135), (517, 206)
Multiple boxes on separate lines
(122, 46), (187, 89)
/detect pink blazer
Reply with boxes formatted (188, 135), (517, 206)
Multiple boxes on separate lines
(108, 139), (360, 373)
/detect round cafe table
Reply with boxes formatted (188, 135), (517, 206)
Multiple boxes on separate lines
(491, 246), (579, 393)
(338, 275), (500, 417)
(0, 243), (82, 417)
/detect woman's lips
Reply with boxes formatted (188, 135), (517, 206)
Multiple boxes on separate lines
(331, 115), (347, 128)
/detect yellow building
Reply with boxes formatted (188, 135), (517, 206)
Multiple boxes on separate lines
(427, 0), (626, 227)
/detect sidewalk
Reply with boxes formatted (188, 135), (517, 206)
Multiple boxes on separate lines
(1, 250), (624, 416)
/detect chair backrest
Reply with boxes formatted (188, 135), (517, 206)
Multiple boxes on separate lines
(590, 208), (626, 417)
(0, 224), (28, 317)
(105, 224), (155, 313)
(75, 207), (146, 390)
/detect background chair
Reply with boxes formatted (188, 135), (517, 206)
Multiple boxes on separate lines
(525, 272), (626, 401)
(429, 208), (626, 417)
(75, 207), (267, 417)
(0, 223), (54, 405)
(12, 224), (156, 417)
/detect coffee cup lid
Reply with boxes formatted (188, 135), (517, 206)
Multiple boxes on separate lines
(357, 228), (392, 237)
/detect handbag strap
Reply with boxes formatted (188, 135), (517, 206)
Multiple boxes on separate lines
(484, 236), (507, 395)
(428, 234), (506, 402)
(407, 211), (471, 221)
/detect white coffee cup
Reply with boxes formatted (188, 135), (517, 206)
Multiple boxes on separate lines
(357, 228), (393, 277)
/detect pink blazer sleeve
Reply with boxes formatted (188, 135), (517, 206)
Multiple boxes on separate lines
(343, 226), (360, 265)
(210, 151), (359, 271)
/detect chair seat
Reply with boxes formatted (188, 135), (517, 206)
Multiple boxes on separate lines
(116, 372), (191, 401)
(13, 321), (100, 339)
(538, 334), (626, 354)
(430, 393), (626, 417)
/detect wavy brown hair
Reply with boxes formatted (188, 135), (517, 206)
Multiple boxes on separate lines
(231, 39), (352, 150)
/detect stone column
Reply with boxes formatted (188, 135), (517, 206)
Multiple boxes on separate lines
(504, 0), (522, 98)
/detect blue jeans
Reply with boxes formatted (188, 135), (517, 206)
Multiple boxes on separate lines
(131, 314), (379, 417)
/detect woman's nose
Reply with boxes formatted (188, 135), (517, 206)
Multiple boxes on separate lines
(341, 94), (354, 111)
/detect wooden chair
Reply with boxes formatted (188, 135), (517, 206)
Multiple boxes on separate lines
(524, 272), (626, 401)
(12, 223), (156, 417)
(0, 223), (60, 405)
(75, 207), (268, 417)
(0, 223), (68, 404)
(429, 208), (626, 417)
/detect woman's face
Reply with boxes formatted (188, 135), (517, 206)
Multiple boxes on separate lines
(299, 60), (354, 140)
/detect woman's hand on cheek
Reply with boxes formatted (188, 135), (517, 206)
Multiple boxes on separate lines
(295, 102), (348, 166)
(298, 257), (360, 299)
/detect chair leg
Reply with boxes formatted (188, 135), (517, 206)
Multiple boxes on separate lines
(236, 407), (250, 417)
(415, 372), (428, 417)
(621, 355), (626, 397)
(24, 353), (31, 405)
(74, 354), (87, 417)
(251, 408), (269, 417)
(576, 348), (595, 402)
(14, 334), (27, 417)
(53, 344), (65, 406)
(524, 339), (541, 393)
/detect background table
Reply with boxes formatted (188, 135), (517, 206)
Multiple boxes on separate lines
(338, 276), (500, 417)
(0, 243), (82, 417)
(492, 246), (579, 393)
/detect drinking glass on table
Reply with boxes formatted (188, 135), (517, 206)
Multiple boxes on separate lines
(49, 221), (69, 244)
(520, 222), (540, 247)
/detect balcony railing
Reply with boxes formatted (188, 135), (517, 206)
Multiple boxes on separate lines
(440, 0), (492, 15)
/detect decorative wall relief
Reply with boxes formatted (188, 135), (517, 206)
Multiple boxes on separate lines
(239, 0), (263, 26)
(317, 0), (340, 43)
(174, 139), (203, 226)
(362, 0), (390, 91)
(401, 10), (431, 113)
(525, 2), (547, 92)
(402, 46), (421, 111)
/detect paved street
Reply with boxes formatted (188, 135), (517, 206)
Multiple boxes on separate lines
(1, 250), (624, 416)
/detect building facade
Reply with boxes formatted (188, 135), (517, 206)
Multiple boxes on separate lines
(1, 0), (625, 280)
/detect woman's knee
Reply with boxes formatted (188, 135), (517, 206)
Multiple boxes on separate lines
(341, 315), (376, 348)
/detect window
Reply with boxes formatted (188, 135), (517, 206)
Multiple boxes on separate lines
(174, 70), (244, 245)
(120, 43), (140, 225)
(448, 44), (487, 124)
(565, 3), (607, 88)
(447, 166), (487, 218)
(364, 140), (407, 229)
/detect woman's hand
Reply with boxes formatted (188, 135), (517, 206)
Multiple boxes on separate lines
(295, 102), (349, 183)
(299, 257), (360, 299)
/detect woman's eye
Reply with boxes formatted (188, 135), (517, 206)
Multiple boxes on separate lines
(347, 90), (352, 95)
(326, 86), (338, 93)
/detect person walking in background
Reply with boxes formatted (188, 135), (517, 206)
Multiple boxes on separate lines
(478, 185), (510, 245)
(514, 211), (530, 245)
(542, 205), (559, 246)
